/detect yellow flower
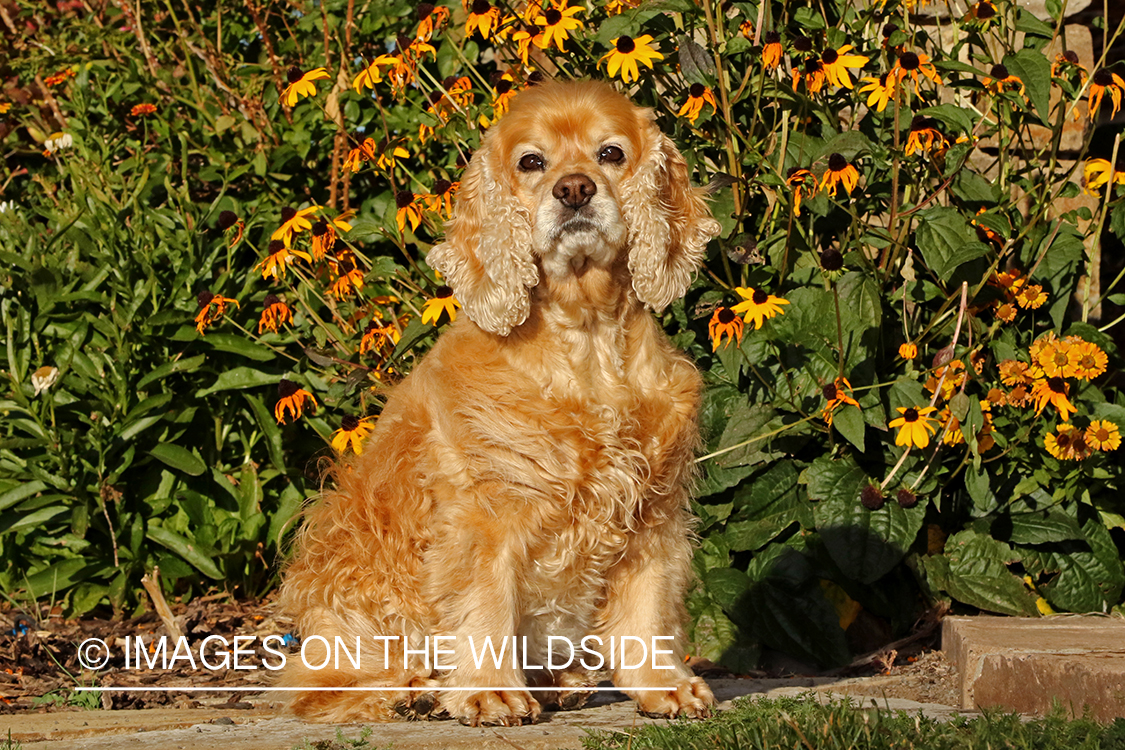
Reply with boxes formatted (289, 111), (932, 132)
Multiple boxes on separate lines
(904, 116), (946, 156)
(998, 359), (1031, 386)
(983, 63), (1025, 97)
(858, 72), (895, 112)
(0, 102), (10, 114)
(961, 0), (998, 28)
(601, 35), (663, 83)
(422, 286), (461, 325)
(534, 0), (583, 51)
(464, 0), (502, 40)
(1014, 284), (1048, 309)
(1044, 423), (1091, 460)
(332, 415), (375, 455)
(414, 3), (451, 42)
(275, 379), (317, 424)
(899, 342), (918, 360)
(731, 287), (789, 329)
(1083, 158), (1125, 194)
(889, 406), (939, 449)
(360, 318), (402, 355)
(491, 75), (519, 118)
(343, 137), (378, 172)
(193, 291), (239, 335)
(353, 56), (391, 93)
(257, 239), (313, 280)
(793, 57), (828, 94)
(820, 153), (860, 197)
(1086, 420), (1121, 451)
(421, 179), (457, 218)
(761, 31), (782, 71)
(281, 66), (330, 107)
(1072, 341), (1107, 380)
(708, 307), (744, 351)
(678, 84), (718, 124)
(892, 50), (942, 92)
(396, 191), (423, 233)
(1032, 377), (1077, 422)
(820, 44), (869, 90)
(130, 103), (156, 117)
(272, 205), (321, 247)
(995, 302), (1017, 322)
(822, 377), (860, 426)
(258, 294), (293, 334)
(1036, 339), (1079, 379)
(327, 256), (365, 300)
(786, 167), (818, 216)
(1089, 67), (1125, 119)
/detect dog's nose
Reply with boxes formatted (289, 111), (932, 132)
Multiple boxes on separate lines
(552, 174), (597, 209)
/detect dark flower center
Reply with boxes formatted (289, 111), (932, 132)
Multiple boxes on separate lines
(910, 114), (927, 129)
(286, 66), (303, 84)
(821, 48), (839, 64)
(1063, 50), (1079, 64)
(217, 210), (238, 230)
(689, 83), (705, 98)
(786, 166), (803, 179)
(882, 23), (898, 38)
(263, 294), (280, 307)
(1093, 68), (1113, 86)
(899, 51), (920, 70)
(397, 34), (413, 52)
(338, 259), (355, 274)
(976, 1), (996, 18)
(341, 415), (360, 431)
(752, 289), (769, 304)
(1047, 377), (1066, 393)
(823, 383), (838, 400)
(545, 8), (561, 24)
(281, 206), (297, 222)
(896, 488), (918, 508)
(860, 484), (885, 510)
(1071, 434), (1089, 453)
(435, 285), (454, 298)
(616, 36), (636, 53)
(765, 31), (780, 45)
(990, 64), (1009, 80)
(311, 220), (329, 237)
(1094, 427), (1110, 441)
(717, 307), (736, 324)
(443, 75), (459, 89)
(417, 3), (434, 20)
(278, 379), (300, 398)
(1056, 430), (1073, 448)
(396, 190), (416, 208)
(793, 35), (812, 52)
(828, 152), (847, 171)
(804, 58), (823, 74)
(471, 0), (491, 15)
(821, 248), (844, 271)
(197, 290), (215, 308)
(268, 239), (285, 254)
(903, 408), (919, 422)
(495, 78), (513, 95)
(434, 178), (452, 194)
(528, 70), (545, 85)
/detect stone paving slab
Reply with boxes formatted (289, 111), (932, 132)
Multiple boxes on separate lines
(943, 615), (1125, 719)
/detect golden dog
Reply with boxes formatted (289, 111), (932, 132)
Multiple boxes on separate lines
(278, 80), (721, 726)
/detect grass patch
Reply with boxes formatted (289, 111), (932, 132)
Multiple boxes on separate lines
(583, 695), (1125, 750)
(1, 730), (21, 750)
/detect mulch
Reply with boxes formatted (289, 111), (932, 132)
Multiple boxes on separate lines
(0, 593), (294, 713)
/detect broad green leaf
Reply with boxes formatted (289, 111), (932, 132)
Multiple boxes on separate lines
(0, 480), (48, 513)
(196, 366), (282, 397)
(21, 559), (92, 597)
(1003, 49), (1052, 125)
(915, 206), (989, 278)
(244, 393), (287, 472)
(1002, 508), (1083, 545)
(938, 529), (1040, 615)
(726, 463), (810, 551)
(148, 442), (206, 476)
(832, 402), (866, 451)
(916, 103), (975, 135)
(136, 353), (207, 390)
(146, 525), (222, 579)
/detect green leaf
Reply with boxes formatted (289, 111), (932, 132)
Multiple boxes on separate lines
(201, 332), (275, 362)
(726, 463), (810, 551)
(146, 526), (222, 579)
(135, 353), (206, 390)
(937, 529), (1040, 615)
(1023, 515), (1125, 612)
(832, 403), (866, 451)
(0, 480), (48, 513)
(1015, 9), (1055, 38)
(1003, 49), (1052, 125)
(196, 366), (282, 397)
(391, 317), (434, 361)
(712, 400), (777, 468)
(916, 104), (975, 136)
(914, 207), (990, 278)
(1003, 508), (1084, 545)
(148, 443), (206, 476)
(244, 394), (287, 472)
(21, 559), (93, 597)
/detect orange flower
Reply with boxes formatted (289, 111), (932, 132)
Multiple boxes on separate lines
(44, 67), (76, 86)
(1015, 284), (1047, 309)
(1071, 341), (1107, 380)
(194, 291), (239, 335)
(1032, 377), (1077, 422)
(899, 342), (918, 360)
(360, 318), (402, 355)
(820, 45), (869, 90)
(761, 31), (782, 70)
(258, 294), (293, 334)
(327, 257), (365, 300)
(534, 0), (584, 51)
(904, 116), (946, 156)
(983, 63), (1025, 97)
(822, 377), (860, 426)
(332, 415), (375, 455)
(793, 57), (828, 94)
(786, 167), (817, 216)
(421, 179), (457, 218)
(1035, 339), (1079, 379)
(708, 307), (744, 351)
(275, 379), (317, 424)
(396, 191), (423, 233)
(414, 3), (451, 42)
(892, 50), (942, 92)
(677, 84), (718, 124)
(998, 359), (1031, 386)
(820, 153), (860, 196)
(1086, 420), (1121, 451)
(1089, 67), (1125, 119)
(464, 0), (502, 40)
(130, 103), (157, 117)
(257, 239), (312, 280)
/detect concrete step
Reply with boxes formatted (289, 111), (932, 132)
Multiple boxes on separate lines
(943, 615), (1125, 721)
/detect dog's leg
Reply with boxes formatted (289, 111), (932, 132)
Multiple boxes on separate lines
(598, 515), (714, 719)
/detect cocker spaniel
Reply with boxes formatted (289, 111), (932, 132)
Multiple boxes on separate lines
(278, 79), (721, 727)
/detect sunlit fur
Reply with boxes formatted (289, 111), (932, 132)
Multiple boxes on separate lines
(278, 80), (721, 727)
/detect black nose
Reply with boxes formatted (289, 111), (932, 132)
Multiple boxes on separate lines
(552, 173), (597, 209)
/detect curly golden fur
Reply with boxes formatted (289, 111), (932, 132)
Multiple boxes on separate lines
(277, 80), (722, 726)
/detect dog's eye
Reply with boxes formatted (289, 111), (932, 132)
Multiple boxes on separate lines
(518, 153), (545, 172)
(598, 145), (625, 165)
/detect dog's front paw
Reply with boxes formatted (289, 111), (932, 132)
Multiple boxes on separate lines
(447, 689), (541, 727)
(633, 676), (714, 719)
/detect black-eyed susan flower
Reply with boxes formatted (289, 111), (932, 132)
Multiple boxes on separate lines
(893, 50), (942, 92)
(786, 167), (817, 216)
(272, 205), (320, 247)
(309, 220), (335, 261)
(258, 294), (293, 334)
(1072, 340), (1107, 380)
(708, 307), (744, 351)
(422, 285), (461, 325)
(464, 0), (502, 40)
(904, 116), (946, 156)
(1084, 158), (1125, 194)
(396, 191), (423, 233)
(343, 137), (378, 172)
(1052, 49), (1087, 81)
(820, 153), (859, 197)
(889, 406), (939, 448)
(275, 379), (317, 424)
(731, 286), (789, 329)
(510, 26), (538, 67)
(217, 210), (244, 247)
(1086, 420), (1121, 451)
(761, 31), (782, 70)
(983, 63), (1025, 96)
(374, 139), (410, 173)
(332, 415), (375, 455)
(1032, 376), (1077, 421)
(900, 342), (918, 360)
(604, 0), (640, 14)
(961, 1), (997, 28)
(1044, 423), (1076, 460)
(360, 318), (402, 355)
(821, 45), (869, 89)
(194, 290), (240, 335)
(535, 0), (583, 51)
(0, 102), (10, 114)
(1088, 67), (1125, 119)
(327, 257), (365, 300)
(491, 75), (518, 117)
(281, 66), (330, 107)
(353, 55), (394, 93)
(819, 247), (845, 280)
(130, 103), (156, 117)
(1015, 283), (1048, 309)
(858, 73), (895, 112)
(414, 3), (451, 42)
(822, 377), (860, 426)
(601, 35), (663, 83)
(793, 57), (828, 94)
(678, 84), (717, 124)
(422, 179), (457, 218)
(972, 209), (1003, 245)
(258, 239), (312, 280)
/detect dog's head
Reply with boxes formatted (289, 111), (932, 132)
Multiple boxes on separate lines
(428, 80), (721, 335)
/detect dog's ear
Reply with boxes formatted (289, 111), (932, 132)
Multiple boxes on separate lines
(427, 135), (538, 336)
(621, 128), (721, 311)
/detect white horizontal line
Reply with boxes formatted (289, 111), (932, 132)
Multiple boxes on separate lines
(75, 686), (674, 692)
